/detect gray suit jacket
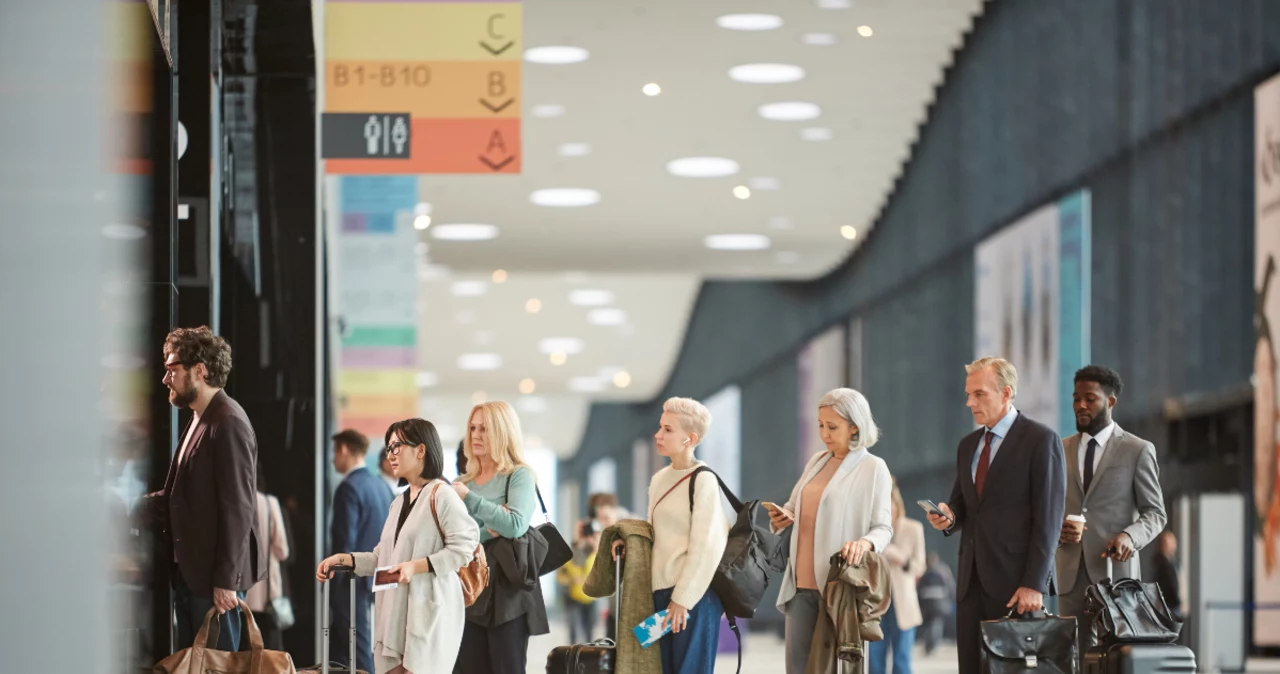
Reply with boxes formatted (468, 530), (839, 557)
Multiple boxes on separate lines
(1055, 424), (1167, 594)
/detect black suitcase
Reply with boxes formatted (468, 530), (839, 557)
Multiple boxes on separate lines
(298, 564), (369, 674)
(1082, 644), (1196, 674)
(546, 554), (621, 673)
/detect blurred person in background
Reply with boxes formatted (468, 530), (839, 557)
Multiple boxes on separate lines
(456, 440), (467, 477)
(587, 493), (623, 638)
(558, 518), (601, 643)
(452, 401), (549, 674)
(137, 327), (264, 652)
(246, 472), (290, 650)
(318, 418), (479, 674)
(917, 552), (956, 655)
(1153, 531), (1182, 621)
(769, 388), (894, 674)
(869, 481), (926, 674)
(330, 428), (395, 673)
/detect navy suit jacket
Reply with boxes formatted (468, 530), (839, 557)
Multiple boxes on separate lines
(331, 467), (393, 616)
(946, 412), (1066, 603)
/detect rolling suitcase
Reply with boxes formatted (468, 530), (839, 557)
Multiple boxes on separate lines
(546, 554), (621, 673)
(1082, 644), (1195, 674)
(298, 564), (369, 674)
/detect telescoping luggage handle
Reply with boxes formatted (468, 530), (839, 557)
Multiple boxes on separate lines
(323, 564), (357, 674)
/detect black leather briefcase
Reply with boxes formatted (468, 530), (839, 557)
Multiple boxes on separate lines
(979, 610), (1078, 674)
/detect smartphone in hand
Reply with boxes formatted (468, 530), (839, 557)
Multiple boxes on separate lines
(916, 500), (952, 524)
(763, 501), (795, 521)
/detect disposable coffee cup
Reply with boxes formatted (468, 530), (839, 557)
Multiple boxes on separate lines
(1066, 514), (1086, 535)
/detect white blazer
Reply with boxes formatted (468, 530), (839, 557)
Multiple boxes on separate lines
(776, 448), (895, 609)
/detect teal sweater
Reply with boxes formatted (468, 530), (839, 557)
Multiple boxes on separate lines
(462, 466), (536, 544)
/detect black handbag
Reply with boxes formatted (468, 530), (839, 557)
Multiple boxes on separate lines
(686, 467), (788, 619)
(502, 476), (572, 576)
(1084, 559), (1182, 646)
(979, 610), (1078, 674)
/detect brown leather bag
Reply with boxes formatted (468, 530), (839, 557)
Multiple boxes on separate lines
(431, 482), (490, 606)
(153, 599), (295, 674)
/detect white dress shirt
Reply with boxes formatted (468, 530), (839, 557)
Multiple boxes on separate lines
(970, 406), (1018, 481)
(1080, 422), (1116, 479)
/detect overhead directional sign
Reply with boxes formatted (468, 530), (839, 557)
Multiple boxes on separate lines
(321, 112), (412, 159)
(324, 1), (522, 175)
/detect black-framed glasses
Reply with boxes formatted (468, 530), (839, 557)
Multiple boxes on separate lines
(385, 441), (413, 457)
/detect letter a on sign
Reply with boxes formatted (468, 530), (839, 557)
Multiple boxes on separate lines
(486, 130), (508, 155)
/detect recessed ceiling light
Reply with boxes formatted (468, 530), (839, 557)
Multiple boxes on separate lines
(802, 127), (834, 141)
(817, 0), (852, 8)
(666, 157), (740, 178)
(857, 25), (874, 37)
(716, 13), (783, 31)
(558, 142), (592, 157)
(492, 269), (508, 283)
(728, 63), (806, 84)
(841, 225), (858, 240)
(569, 289), (615, 306)
(568, 376), (607, 393)
(775, 251), (801, 264)
(733, 186), (751, 200)
(526, 298), (542, 313)
(613, 371), (632, 388)
(450, 280), (488, 297)
(587, 308), (627, 326)
(802, 32), (838, 46)
(415, 371), (439, 388)
(471, 390), (487, 405)
(549, 351), (567, 366)
(750, 177), (780, 191)
(519, 378), (536, 395)
(432, 224), (499, 240)
(458, 353), (501, 371)
(103, 223), (146, 240)
(524, 46), (589, 64)
(704, 234), (772, 251)
(539, 337), (584, 355)
(413, 215), (432, 230)
(642, 83), (662, 96)
(759, 102), (822, 121)
(530, 188), (600, 207)
(769, 216), (795, 230)
(531, 104), (566, 118)
(414, 202), (433, 216)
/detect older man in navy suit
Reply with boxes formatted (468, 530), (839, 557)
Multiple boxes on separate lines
(928, 357), (1067, 674)
(330, 429), (394, 673)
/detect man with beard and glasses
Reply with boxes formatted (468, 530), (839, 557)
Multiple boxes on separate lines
(1055, 365), (1167, 660)
(138, 326), (264, 652)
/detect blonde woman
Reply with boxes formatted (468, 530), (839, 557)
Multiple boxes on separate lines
(626, 396), (730, 674)
(868, 482), (927, 674)
(450, 401), (548, 674)
(315, 418), (479, 674)
(769, 388), (894, 674)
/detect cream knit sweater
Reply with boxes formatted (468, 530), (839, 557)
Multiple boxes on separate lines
(648, 463), (730, 609)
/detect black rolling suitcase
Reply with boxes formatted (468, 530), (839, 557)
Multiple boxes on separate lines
(546, 554), (621, 673)
(1081, 556), (1194, 674)
(298, 564), (369, 674)
(1082, 644), (1195, 674)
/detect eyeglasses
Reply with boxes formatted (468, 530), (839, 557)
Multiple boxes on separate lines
(385, 441), (414, 457)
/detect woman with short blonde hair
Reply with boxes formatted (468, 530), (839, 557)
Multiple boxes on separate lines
(769, 388), (894, 674)
(450, 401), (548, 674)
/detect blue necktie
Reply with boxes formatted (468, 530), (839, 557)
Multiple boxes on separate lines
(1083, 438), (1099, 493)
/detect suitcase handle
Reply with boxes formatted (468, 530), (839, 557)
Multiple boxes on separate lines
(321, 564), (359, 674)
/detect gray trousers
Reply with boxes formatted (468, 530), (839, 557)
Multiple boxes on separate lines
(785, 589), (823, 674)
(1057, 560), (1093, 660)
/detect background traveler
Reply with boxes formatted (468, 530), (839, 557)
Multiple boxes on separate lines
(246, 473), (290, 650)
(869, 481), (926, 674)
(917, 552), (956, 655)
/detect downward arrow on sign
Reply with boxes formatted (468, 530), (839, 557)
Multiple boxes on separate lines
(479, 155), (515, 172)
(479, 41), (515, 56)
(479, 98), (515, 114)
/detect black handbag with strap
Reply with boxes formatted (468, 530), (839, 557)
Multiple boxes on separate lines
(1083, 565), (1182, 646)
(502, 473), (572, 576)
(979, 610), (1078, 674)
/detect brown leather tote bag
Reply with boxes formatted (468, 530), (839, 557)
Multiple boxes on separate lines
(153, 599), (296, 674)
(430, 482), (490, 606)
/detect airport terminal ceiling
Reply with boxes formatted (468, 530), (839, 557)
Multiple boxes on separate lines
(324, 0), (984, 457)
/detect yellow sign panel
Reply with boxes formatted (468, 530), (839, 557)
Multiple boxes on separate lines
(339, 394), (419, 419)
(338, 369), (416, 396)
(326, 3), (522, 62)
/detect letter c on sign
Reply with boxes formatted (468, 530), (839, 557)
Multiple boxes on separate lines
(488, 13), (504, 40)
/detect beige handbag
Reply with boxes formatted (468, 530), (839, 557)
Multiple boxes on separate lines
(430, 482), (490, 606)
(154, 599), (296, 674)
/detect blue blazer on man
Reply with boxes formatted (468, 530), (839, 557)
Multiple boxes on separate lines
(330, 466), (393, 672)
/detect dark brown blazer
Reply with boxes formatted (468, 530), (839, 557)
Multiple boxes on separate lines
(141, 390), (264, 595)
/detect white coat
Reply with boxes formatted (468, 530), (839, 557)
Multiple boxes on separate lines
(775, 448), (895, 609)
(353, 481), (479, 674)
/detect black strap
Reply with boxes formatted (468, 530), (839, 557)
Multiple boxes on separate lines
(499, 468), (551, 522)
(727, 615), (742, 674)
(686, 466), (744, 513)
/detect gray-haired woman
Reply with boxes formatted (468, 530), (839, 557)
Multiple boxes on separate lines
(767, 388), (895, 674)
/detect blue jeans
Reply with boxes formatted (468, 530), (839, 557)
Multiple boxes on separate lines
(868, 601), (916, 674)
(653, 588), (724, 674)
(172, 566), (245, 652)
